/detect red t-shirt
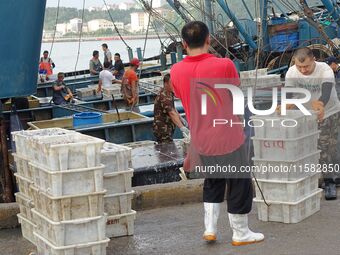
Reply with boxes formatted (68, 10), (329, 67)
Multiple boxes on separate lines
(170, 53), (244, 156)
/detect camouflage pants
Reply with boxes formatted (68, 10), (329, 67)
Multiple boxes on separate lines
(318, 112), (340, 184)
(153, 123), (175, 144)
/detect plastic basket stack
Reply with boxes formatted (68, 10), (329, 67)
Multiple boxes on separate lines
(12, 128), (109, 255)
(251, 111), (323, 223)
(101, 142), (136, 238)
(240, 68), (282, 90)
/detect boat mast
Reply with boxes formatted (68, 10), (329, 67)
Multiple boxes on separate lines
(204, 0), (215, 34)
(215, 0), (258, 50)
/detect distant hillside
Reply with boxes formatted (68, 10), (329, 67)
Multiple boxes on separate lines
(44, 7), (138, 30)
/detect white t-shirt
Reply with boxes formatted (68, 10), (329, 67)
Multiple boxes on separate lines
(99, 70), (114, 88)
(285, 61), (340, 118)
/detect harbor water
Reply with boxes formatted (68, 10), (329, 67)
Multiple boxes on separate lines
(41, 39), (162, 73)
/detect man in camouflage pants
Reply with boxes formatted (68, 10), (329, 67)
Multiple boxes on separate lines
(286, 48), (340, 200)
(152, 74), (189, 144)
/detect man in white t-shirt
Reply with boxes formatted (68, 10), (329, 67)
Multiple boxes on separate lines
(285, 47), (340, 200)
(97, 62), (115, 92)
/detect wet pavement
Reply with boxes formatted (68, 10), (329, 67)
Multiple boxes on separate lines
(1, 195), (340, 255)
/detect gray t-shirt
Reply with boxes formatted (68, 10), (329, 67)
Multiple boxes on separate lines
(89, 59), (103, 75)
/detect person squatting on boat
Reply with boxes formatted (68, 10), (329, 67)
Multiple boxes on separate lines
(89, 50), (103, 75)
(152, 73), (189, 144)
(112, 53), (125, 80)
(102, 43), (113, 68)
(171, 21), (264, 246)
(97, 62), (117, 93)
(285, 48), (340, 200)
(121, 58), (140, 112)
(52, 72), (73, 105)
(39, 50), (55, 82)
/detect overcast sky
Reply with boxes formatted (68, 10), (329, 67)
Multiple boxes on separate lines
(46, 0), (134, 8)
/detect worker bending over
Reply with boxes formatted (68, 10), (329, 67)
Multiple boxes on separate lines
(52, 72), (73, 105)
(285, 48), (340, 200)
(153, 74), (189, 144)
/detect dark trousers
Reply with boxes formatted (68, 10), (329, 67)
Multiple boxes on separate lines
(200, 144), (253, 214)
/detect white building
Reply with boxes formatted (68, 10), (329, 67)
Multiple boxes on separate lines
(88, 19), (114, 32)
(69, 18), (83, 33)
(56, 23), (68, 35)
(114, 22), (124, 30)
(130, 12), (150, 32)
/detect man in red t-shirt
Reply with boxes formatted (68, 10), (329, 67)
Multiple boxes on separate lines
(171, 21), (264, 246)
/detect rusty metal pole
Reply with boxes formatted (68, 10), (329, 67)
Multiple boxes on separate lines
(0, 101), (14, 202)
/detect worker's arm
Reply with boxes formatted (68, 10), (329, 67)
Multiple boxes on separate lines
(318, 82), (333, 105)
(66, 87), (73, 97)
(53, 85), (64, 91)
(168, 109), (184, 128)
(113, 79), (122, 84)
(97, 79), (103, 92)
(131, 80), (138, 104)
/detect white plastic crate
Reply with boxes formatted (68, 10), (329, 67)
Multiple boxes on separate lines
(251, 110), (318, 139)
(254, 173), (320, 202)
(104, 191), (134, 215)
(252, 150), (320, 181)
(254, 188), (322, 223)
(106, 210), (136, 238)
(101, 142), (132, 174)
(12, 128), (75, 159)
(241, 74), (281, 88)
(103, 169), (133, 195)
(32, 209), (106, 246)
(30, 163), (104, 196)
(252, 131), (319, 161)
(17, 214), (36, 245)
(14, 173), (34, 199)
(15, 192), (34, 222)
(12, 153), (33, 180)
(240, 68), (268, 78)
(31, 185), (105, 221)
(35, 232), (109, 255)
(102, 85), (121, 97)
(29, 133), (105, 171)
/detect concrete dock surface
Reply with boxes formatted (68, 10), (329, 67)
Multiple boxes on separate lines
(1, 196), (340, 255)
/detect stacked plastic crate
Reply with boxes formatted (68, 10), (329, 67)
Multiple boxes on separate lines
(101, 142), (136, 238)
(12, 128), (110, 255)
(251, 111), (323, 223)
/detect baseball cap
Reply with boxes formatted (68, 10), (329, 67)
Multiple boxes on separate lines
(325, 56), (338, 65)
(130, 58), (140, 67)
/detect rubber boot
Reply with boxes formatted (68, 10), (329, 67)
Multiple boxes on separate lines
(325, 183), (337, 200)
(203, 203), (220, 242)
(228, 213), (264, 246)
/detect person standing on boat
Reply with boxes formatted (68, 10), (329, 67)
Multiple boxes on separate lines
(171, 21), (264, 246)
(121, 58), (140, 112)
(285, 48), (340, 200)
(102, 43), (113, 68)
(89, 50), (103, 75)
(39, 50), (55, 81)
(112, 53), (125, 80)
(52, 72), (73, 105)
(97, 62), (115, 93)
(153, 74), (189, 144)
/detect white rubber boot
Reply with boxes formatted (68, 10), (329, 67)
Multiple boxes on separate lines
(228, 213), (264, 246)
(203, 202), (220, 241)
